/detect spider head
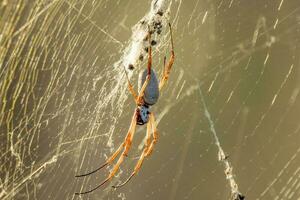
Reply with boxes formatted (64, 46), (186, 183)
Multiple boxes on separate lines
(136, 105), (150, 125)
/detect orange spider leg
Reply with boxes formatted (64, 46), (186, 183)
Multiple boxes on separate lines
(75, 144), (124, 178)
(145, 113), (158, 157)
(159, 23), (175, 91)
(137, 27), (153, 105)
(123, 27), (152, 105)
(75, 112), (137, 195)
(160, 56), (166, 79)
(123, 66), (138, 103)
(112, 114), (153, 188)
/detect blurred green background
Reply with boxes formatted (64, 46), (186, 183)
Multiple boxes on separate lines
(0, 0), (299, 199)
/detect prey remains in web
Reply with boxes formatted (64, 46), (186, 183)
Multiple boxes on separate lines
(75, 23), (175, 195)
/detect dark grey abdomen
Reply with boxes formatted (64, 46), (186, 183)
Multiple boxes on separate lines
(138, 68), (159, 105)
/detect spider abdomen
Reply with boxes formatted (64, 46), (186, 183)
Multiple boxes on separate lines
(138, 68), (159, 105)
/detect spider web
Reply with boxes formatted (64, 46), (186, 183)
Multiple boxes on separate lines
(1, 0), (300, 199)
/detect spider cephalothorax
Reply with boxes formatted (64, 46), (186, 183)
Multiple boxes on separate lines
(136, 105), (150, 125)
(75, 23), (174, 195)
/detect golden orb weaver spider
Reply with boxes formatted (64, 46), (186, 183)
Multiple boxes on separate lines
(75, 23), (174, 195)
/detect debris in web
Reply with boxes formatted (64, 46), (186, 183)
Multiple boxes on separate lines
(199, 87), (245, 200)
(121, 0), (172, 75)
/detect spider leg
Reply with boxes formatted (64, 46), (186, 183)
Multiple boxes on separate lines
(112, 116), (153, 188)
(111, 150), (147, 189)
(75, 178), (110, 195)
(137, 27), (152, 104)
(76, 134), (143, 195)
(160, 56), (166, 80)
(123, 27), (153, 105)
(145, 113), (158, 157)
(75, 143), (123, 177)
(75, 112), (137, 179)
(159, 23), (175, 91)
(123, 65), (138, 104)
(103, 115), (137, 182)
(75, 113), (137, 195)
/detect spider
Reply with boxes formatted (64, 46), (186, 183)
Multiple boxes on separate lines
(75, 23), (174, 195)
